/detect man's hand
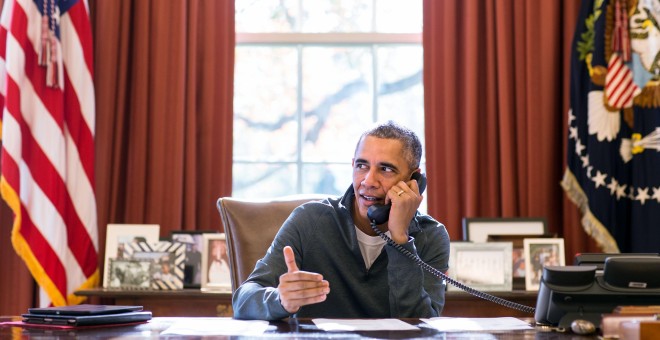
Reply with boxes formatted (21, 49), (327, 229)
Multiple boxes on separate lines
(386, 178), (423, 244)
(278, 246), (330, 314)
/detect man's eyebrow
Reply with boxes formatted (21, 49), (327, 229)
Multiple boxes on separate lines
(378, 161), (400, 172)
(354, 158), (368, 164)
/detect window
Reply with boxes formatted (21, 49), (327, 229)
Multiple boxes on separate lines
(233, 0), (424, 200)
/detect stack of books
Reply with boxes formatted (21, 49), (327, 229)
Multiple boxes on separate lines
(21, 304), (152, 327)
(601, 306), (660, 339)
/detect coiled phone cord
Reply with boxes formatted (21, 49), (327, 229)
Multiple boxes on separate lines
(370, 221), (536, 314)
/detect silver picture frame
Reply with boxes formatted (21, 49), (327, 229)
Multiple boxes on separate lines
(448, 241), (513, 292)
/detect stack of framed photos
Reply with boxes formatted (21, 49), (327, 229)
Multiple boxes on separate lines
(103, 224), (161, 290)
(104, 224), (186, 290)
(457, 218), (565, 291)
(102, 224), (232, 292)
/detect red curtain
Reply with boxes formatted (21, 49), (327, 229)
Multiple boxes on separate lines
(423, 0), (602, 262)
(92, 0), (234, 235)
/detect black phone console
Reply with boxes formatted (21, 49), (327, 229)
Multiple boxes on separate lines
(535, 255), (660, 329)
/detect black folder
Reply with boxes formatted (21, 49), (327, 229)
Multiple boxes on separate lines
(21, 310), (152, 326)
(27, 304), (144, 316)
(22, 305), (150, 326)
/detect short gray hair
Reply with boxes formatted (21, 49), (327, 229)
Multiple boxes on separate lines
(356, 120), (422, 170)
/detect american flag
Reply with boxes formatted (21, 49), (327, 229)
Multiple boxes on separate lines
(0, 0), (98, 306)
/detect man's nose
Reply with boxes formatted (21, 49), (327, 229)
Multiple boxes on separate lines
(362, 169), (379, 187)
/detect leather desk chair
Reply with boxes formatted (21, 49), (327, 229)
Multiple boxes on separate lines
(217, 195), (327, 293)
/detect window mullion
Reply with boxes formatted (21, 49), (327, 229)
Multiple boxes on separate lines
(296, 44), (304, 194)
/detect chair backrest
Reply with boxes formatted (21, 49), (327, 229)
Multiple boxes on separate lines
(216, 195), (327, 293)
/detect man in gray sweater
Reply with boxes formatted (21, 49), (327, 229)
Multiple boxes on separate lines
(233, 121), (450, 320)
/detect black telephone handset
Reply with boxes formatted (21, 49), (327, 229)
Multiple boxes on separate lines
(367, 172), (427, 225)
(367, 172), (535, 315)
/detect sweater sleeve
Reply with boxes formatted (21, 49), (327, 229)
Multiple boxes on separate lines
(232, 210), (306, 320)
(232, 281), (290, 320)
(384, 218), (450, 318)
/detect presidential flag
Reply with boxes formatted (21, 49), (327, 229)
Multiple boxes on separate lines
(0, 0), (98, 306)
(563, 0), (660, 252)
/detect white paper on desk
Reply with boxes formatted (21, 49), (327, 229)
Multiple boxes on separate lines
(421, 317), (533, 332)
(313, 318), (419, 331)
(160, 317), (269, 336)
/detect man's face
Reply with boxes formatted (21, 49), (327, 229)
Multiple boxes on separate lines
(352, 136), (412, 225)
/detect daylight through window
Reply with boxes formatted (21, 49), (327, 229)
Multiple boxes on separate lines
(234, 0), (425, 202)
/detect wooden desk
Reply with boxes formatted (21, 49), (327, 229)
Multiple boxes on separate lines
(74, 289), (232, 317)
(0, 316), (596, 338)
(443, 290), (538, 318)
(75, 288), (536, 318)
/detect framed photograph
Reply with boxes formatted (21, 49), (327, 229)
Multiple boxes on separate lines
(487, 234), (556, 290)
(524, 238), (565, 291)
(103, 224), (160, 288)
(462, 217), (548, 243)
(171, 231), (219, 288)
(106, 258), (152, 289)
(124, 241), (186, 290)
(447, 241), (513, 292)
(201, 233), (232, 292)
